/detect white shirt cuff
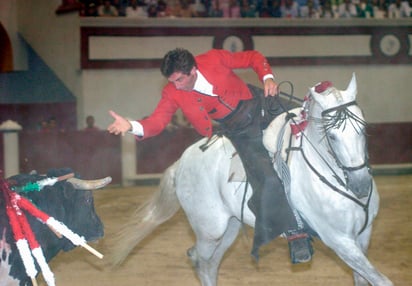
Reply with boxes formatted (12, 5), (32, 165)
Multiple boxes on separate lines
(129, 120), (144, 136)
(263, 74), (274, 82)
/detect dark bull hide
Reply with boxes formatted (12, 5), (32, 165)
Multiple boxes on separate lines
(0, 168), (110, 286)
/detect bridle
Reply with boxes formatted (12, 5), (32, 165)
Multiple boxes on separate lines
(275, 89), (373, 234)
(321, 100), (370, 174)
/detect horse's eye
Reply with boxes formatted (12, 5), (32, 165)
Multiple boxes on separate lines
(328, 134), (336, 141)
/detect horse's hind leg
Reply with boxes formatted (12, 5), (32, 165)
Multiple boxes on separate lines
(188, 217), (241, 286)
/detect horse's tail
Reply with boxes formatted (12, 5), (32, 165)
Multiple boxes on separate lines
(104, 161), (180, 267)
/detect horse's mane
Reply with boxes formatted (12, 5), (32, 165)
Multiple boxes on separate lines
(323, 106), (367, 134)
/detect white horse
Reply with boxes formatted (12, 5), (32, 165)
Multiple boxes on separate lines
(107, 74), (393, 286)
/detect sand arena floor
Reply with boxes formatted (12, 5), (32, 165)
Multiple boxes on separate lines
(38, 175), (411, 286)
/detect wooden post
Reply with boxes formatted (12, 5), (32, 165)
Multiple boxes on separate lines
(0, 120), (22, 178)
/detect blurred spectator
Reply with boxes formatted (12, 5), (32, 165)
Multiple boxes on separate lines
(337, 0), (358, 17)
(240, 0), (258, 17)
(259, 0), (272, 17)
(296, 0), (320, 10)
(387, 0), (411, 17)
(38, 117), (61, 133)
(84, 115), (100, 131)
(259, 0), (282, 18)
(331, 0), (342, 15)
(228, 0), (241, 17)
(300, 0), (321, 17)
(147, 2), (159, 16)
(209, 0), (224, 16)
(356, 0), (374, 17)
(157, 0), (171, 16)
(176, 0), (199, 17)
(112, 0), (128, 16)
(190, 0), (208, 16)
(207, 0), (225, 16)
(371, 0), (387, 17)
(38, 119), (49, 132)
(281, 0), (300, 17)
(83, 1), (99, 16)
(77, 0), (412, 18)
(202, 0), (213, 12)
(48, 117), (59, 132)
(126, 0), (149, 17)
(97, 0), (119, 16)
(320, 0), (336, 17)
(210, 0), (241, 17)
(259, 0), (282, 17)
(166, 0), (182, 16)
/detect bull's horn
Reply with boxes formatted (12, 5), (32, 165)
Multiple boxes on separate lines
(67, 176), (112, 190)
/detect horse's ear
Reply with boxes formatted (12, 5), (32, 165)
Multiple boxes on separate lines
(344, 73), (357, 101)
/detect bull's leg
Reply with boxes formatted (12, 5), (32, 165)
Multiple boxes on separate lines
(321, 234), (393, 286)
(188, 217), (241, 286)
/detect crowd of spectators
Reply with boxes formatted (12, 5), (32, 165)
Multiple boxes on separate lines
(79, 0), (411, 18)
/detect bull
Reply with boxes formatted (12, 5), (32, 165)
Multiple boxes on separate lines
(0, 168), (111, 286)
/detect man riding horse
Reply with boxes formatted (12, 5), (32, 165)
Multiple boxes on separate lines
(107, 48), (312, 264)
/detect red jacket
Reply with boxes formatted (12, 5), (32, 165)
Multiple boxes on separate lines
(138, 49), (274, 139)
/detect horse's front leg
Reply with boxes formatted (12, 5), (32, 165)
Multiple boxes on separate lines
(352, 226), (373, 286)
(322, 234), (393, 286)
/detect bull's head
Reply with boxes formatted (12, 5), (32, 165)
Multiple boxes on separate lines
(1, 169), (111, 285)
(8, 169), (110, 256)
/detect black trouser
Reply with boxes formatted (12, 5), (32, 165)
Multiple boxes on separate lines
(217, 86), (299, 259)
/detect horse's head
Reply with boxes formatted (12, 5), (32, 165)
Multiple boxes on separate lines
(308, 73), (372, 198)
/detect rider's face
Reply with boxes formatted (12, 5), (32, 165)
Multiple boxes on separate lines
(168, 67), (197, 91)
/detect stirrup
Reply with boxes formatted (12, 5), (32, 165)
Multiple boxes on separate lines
(286, 230), (313, 264)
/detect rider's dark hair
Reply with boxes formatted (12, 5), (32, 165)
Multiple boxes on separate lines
(161, 48), (197, 78)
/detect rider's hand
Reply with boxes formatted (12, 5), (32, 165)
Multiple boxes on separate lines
(107, 110), (132, 136)
(264, 78), (278, 97)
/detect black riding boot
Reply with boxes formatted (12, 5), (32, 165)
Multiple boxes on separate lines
(219, 94), (313, 263)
